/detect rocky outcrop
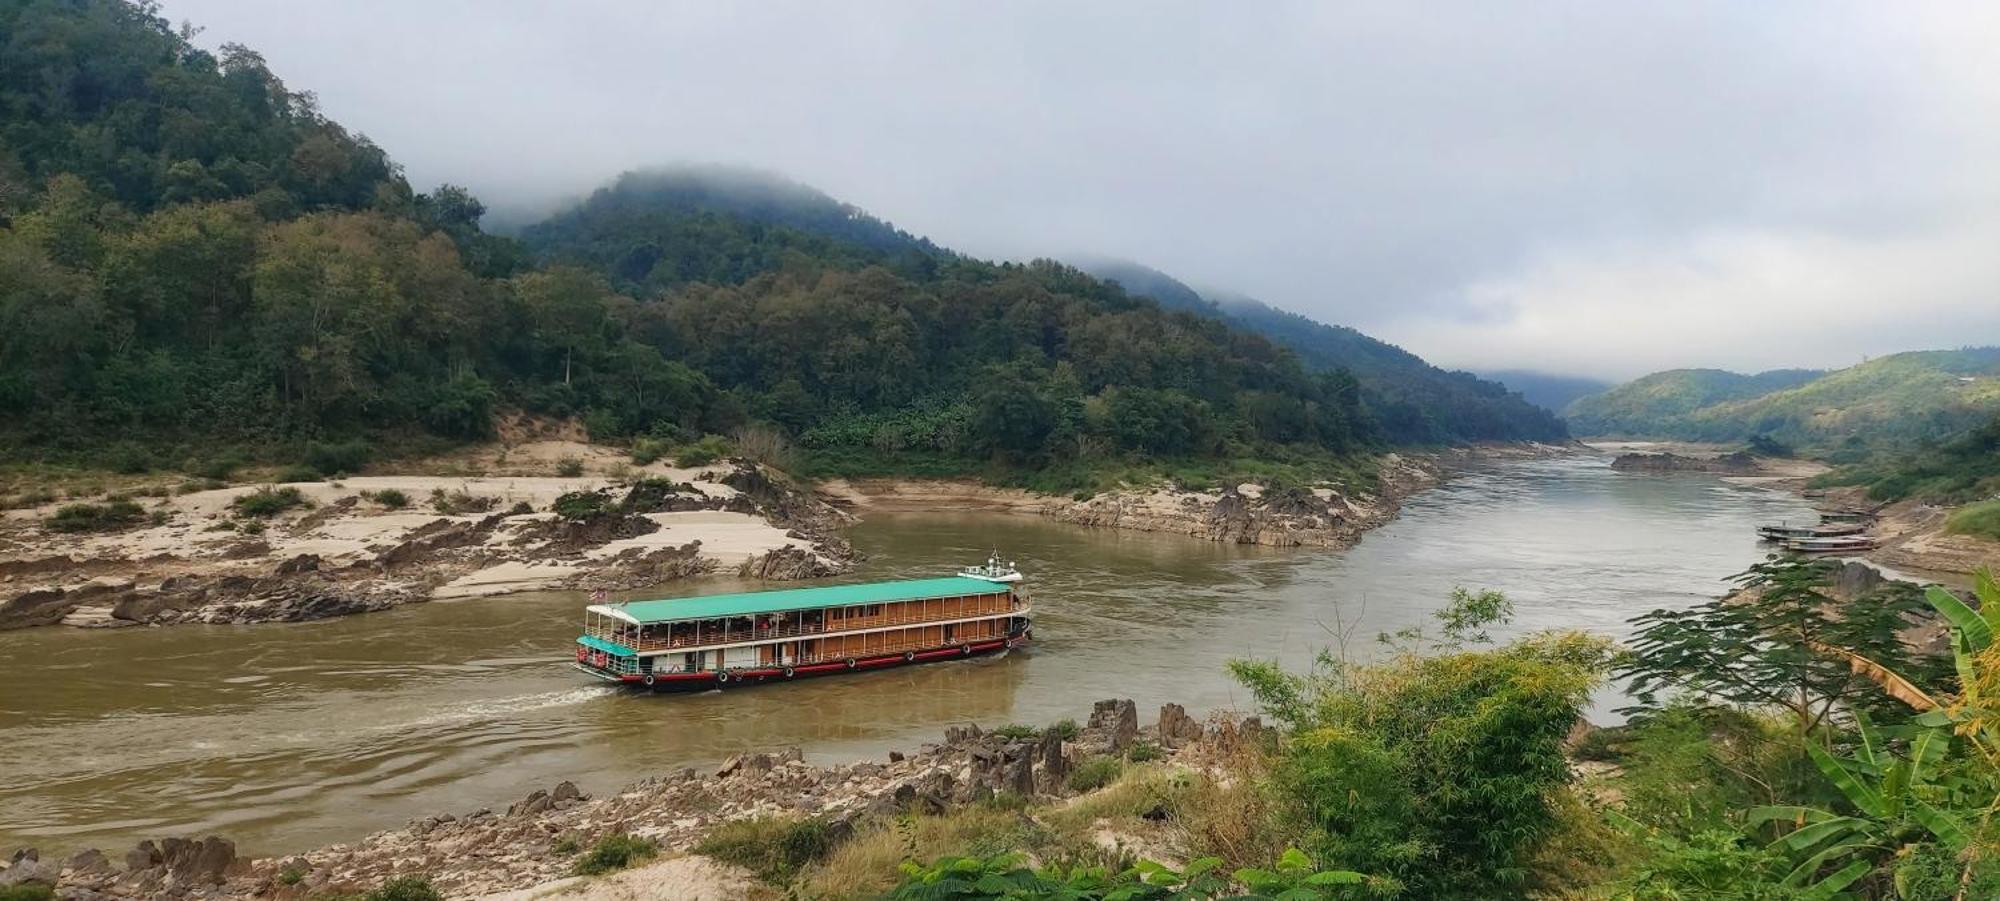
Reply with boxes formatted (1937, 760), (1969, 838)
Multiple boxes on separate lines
(1085, 698), (1139, 752)
(1043, 454), (1441, 549)
(1610, 451), (1761, 474)
(34, 700), (1262, 899)
(737, 544), (840, 580)
(1, 460), (857, 631)
(1158, 703), (1203, 748)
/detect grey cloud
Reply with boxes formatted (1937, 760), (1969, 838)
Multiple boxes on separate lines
(160, 0), (2000, 379)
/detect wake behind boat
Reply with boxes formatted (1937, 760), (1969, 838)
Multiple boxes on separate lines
(573, 556), (1033, 692)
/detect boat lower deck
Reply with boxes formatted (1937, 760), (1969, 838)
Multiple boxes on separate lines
(580, 633), (1027, 692)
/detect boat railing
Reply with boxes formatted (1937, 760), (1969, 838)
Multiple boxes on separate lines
(580, 628), (1015, 678)
(591, 597), (1028, 653)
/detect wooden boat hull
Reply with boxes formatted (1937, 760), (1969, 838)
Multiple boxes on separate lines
(582, 634), (1028, 693)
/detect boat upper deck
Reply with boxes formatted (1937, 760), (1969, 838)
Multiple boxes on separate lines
(589, 576), (1013, 625)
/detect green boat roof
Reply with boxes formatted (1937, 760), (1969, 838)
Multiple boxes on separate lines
(578, 635), (635, 657)
(594, 576), (1010, 625)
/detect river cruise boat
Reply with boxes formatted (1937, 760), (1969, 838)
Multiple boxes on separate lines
(573, 557), (1033, 691)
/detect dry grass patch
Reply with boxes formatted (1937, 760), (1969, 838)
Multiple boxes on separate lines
(801, 806), (1033, 899)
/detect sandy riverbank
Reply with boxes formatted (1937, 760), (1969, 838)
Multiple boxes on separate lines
(0, 439), (854, 631)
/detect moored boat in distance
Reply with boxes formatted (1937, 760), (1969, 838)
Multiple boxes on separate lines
(573, 557), (1033, 691)
(1782, 534), (1879, 554)
(1756, 522), (1865, 542)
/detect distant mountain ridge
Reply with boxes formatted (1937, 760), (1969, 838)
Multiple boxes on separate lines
(1473, 371), (1613, 415)
(1566, 350), (2000, 449)
(1072, 259), (1570, 444)
(526, 174), (1568, 445)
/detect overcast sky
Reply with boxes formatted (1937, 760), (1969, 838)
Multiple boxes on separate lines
(160, 0), (2000, 381)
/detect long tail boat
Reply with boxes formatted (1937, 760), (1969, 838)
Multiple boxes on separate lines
(1783, 534), (1880, 554)
(572, 556), (1033, 691)
(1757, 522), (1865, 541)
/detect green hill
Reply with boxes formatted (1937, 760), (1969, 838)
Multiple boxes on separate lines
(1072, 260), (1570, 444)
(1567, 350), (2000, 450)
(0, 2), (1401, 486)
(1564, 368), (1823, 437)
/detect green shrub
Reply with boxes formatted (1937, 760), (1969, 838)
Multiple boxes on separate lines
(552, 490), (609, 520)
(675, 435), (731, 468)
(364, 488), (410, 509)
(304, 439), (372, 476)
(7, 488), (58, 509)
(363, 876), (442, 901)
(175, 478), (225, 495)
(571, 833), (659, 876)
(551, 836), (580, 857)
(989, 724), (1039, 741)
(1067, 756), (1123, 792)
(429, 488), (495, 514)
(692, 816), (838, 883)
(276, 464), (322, 483)
(630, 437), (669, 466)
(239, 519), (266, 535)
(193, 455), (243, 481)
(1946, 499), (2000, 541)
(277, 864), (305, 886)
(1046, 719), (1080, 742)
(105, 441), (154, 474)
(232, 486), (309, 518)
(0, 886), (56, 901)
(555, 456), (585, 477)
(980, 790), (1029, 812)
(1125, 740), (1164, 763)
(1229, 602), (1610, 899)
(46, 500), (146, 532)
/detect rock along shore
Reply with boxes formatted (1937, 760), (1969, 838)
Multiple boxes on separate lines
(8, 699), (1263, 900)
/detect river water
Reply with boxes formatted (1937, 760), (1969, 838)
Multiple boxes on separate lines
(0, 454), (1815, 857)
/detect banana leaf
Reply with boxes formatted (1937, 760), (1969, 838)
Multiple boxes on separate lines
(1808, 743), (1884, 818)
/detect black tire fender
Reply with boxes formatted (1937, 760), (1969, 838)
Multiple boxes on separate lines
(845, 658), (858, 670)
(960, 644), (972, 655)
(903, 650), (916, 663)
(641, 673), (656, 687)
(783, 666), (796, 678)
(715, 671), (730, 684)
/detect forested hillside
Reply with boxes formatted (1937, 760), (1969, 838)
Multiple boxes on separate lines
(0, 2), (1387, 483)
(1564, 367), (1823, 437)
(1567, 350), (2000, 450)
(519, 167), (948, 291)
(520, 172), (1376, 479)
(1073, 262), (1573, 443)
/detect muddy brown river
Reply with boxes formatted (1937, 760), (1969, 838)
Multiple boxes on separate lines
(0, 455), (1817, 856)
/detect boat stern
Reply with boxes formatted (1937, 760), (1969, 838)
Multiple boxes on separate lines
(574, 635), (642, 683)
